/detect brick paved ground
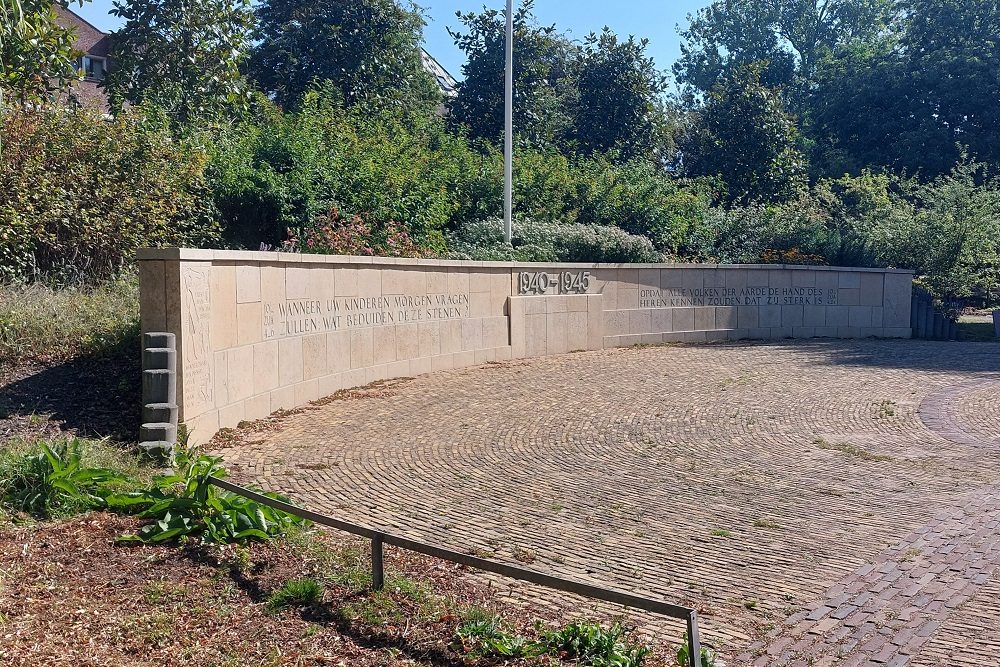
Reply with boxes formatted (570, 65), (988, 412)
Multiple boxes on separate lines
(215, 339), (1000, 665)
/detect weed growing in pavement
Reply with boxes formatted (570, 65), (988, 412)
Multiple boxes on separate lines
(710, 528), (733, 538)
(814, 437), (892, 462)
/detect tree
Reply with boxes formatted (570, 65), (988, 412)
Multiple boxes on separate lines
(680, 65), (807, 204)
(674, 0), (899, 96)
(106, 0), (253, 124)
(0, 0), (82, 107)
(572, 28), (670, 160)
(447, 0), (577, 147)
(250, 0), (439, 111)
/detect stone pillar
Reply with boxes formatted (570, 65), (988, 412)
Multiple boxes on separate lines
(140, 332), (177, 456)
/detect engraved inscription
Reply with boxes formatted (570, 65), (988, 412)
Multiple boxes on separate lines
(182, 266), (213, 409)
(639, 286), (839, 307)
(519, 271), (591, 295)
(265, 293), (471, 339)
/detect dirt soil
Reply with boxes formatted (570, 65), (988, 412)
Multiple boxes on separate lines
(0, 514), (674, 667)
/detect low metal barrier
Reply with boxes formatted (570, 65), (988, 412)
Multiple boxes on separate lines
(208, 476), (703, 666)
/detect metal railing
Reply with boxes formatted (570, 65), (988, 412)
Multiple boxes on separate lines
(208, 476), (703, 666)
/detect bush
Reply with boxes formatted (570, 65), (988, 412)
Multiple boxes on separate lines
(0, 272), (140, 365)
(448, 218), (662, 263)
(283, 209), (424, 258)
(0, 106), (220, 284)
(0, 438), (144, 519)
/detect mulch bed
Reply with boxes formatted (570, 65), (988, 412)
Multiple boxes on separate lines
(0, 514), (675, 667)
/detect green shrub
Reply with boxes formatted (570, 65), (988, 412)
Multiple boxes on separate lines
(283, 209), (424, 258)
(0, 272), (139, 365)
(266, 577), (324, 611)
(0, 106), (220, 284)
(448, 218), (662, 263)
(114, 444), (308, 544)
(540, 621), (650, 667)
(0, 438), (142, 519)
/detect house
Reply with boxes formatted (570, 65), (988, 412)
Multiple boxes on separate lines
(53, 5), (112, 111)
(51, 6), (458, 112)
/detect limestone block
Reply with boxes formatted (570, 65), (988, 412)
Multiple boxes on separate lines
(660, 268), (684, 290)
(453, 350), (475, 370)
(737, 306), (759, 329)
(218, 400), (245, 430)
(725, 269), (748, 291)
(327, 330), (351, 372)
(461, 318), (484, 351)
(587, 295), (603, 350)
(278, 337), (304, 386)
(673, 307), (695, 332)
(419, 321), (443, 357)
(546, 312), (569, 355)
(815, 271), (839, 293)
(253, 340), (279, 395)
(525, 313), (547, 357)
(227, 345), (254, 402)
(837, 326), (862, 338)
(746, 269), (769, 287)
(848, 306), (873, 328)
(883, 327), (913, 339)
(803, 306), (826, 327)
(617, 286), (639, 310)
(703, 269), (726, 288)
(638, 268), (659, 289)
(340, 368), (367, 390)
(781, 305), (804, 327)
(545, 295), (569, 313)
(837, 288), (860, 306)
(410, 356), (432, 376)
(813, 326), (839, 338)
(372, 325), (397, 365)
(716, 306), (738, 329)
(269, 385), (296, 413)
(883, 273), (913, 327)
(426, 270), (449, 294)
(318, 372), (343, 398)
(771, 326), (793, 339)
(629, 309), (652, 335)
(768, 270), (791, 289)
(358, 267), (381, 297)
(604, 310), (629, 336)
(448, 268), (470, 295)
(759, 304), (782, 327)
(213, 351), (229, 408)
(179, 263), (214, 419)
(184, 410), (218, 446)
(695, 307), (716, 331)
(618, 268), (639, 287)
(440, 319), (463, 354)
(139, 260), (166, 332)
(792, 326), (816, 338)
(350, 328), (375, 369)
(394, 323), (420, 360)
(302, 333), (328, 379)
(792, 270), (816, 287)
(727, 329), (750, 342)
(470, 291), (492, 318)
(387, 359), (411, 378)
(469, 271), (493, 297)
(285, 267), (309, 300)
(825, 306), (850, 327)
(681, 269), (703, 293)
(335, 268), (359, 296)
(294, 379), (321, 406)
(568, 296), (589, 312)
(598, 277), (619, 310)
(244, 393), (271, 422)
(748, 327), (771, 339)
(431, 353), (456, 372)
(859, 273), (884, 306)
(382, 268), (412, 295)
(494, 347), (513, 361)
(839, 271), (861, 288)
(705, 330), (728, 343)
(490, 270), (512, 312)
(651, 308), (672, 332)
(523, 297), (546, 315)
(210, 264), (238, 350)
(309, 268), (334, 300)
(860, 327), (883, 338)
(260, 264), (286, 306)
(567, 312), (588, 351)
(237, 302), (263, 346)
(682, 331), (708, 343)
(871, 307), (884, 327)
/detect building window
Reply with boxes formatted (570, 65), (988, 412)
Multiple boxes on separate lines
(81, 56), (106, 81)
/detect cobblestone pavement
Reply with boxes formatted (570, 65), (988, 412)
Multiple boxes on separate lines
(216, 339), (1000, 665)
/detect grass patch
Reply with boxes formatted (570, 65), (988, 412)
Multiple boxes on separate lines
(752, 518), (781, 529)
(0, 274), (140, 366)
(815, 437), (892, 462)
(709, 528), (733, 538)
(957, 319), (997, 342)
(266, 577), (324, 611)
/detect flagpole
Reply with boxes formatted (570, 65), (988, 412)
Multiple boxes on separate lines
(504, 0), (514, 243)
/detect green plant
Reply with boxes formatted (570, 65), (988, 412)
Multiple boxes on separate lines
(675, 634), (716, 667)
(540, 621), (650, 667)
(0, 438), (132, 518)
(113, 444), (307, 544)
(266, 577), (324, 611)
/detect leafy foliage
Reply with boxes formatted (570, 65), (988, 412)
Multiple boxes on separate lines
(675, 633), (717, 667)
(0, 0), (82, 107)
(107, 0), (254, 124)
(283, 209), (423, 258)
(540, 621), (650, 667)
(0, 439), (132, 518)
(114, 444), (308, 544)
(0, 105), (219, 283)
(250, 0), (439, 112)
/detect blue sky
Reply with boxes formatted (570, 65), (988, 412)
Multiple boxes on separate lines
(75, 0), (711, 81)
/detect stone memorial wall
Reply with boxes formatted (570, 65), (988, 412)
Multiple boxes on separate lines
(138, 249), (913, 444)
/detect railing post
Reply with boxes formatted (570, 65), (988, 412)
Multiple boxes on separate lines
(686, 610), (701, 667)
(371, 535), (384, 592)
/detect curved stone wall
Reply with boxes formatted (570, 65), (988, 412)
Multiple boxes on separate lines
(137, 249), (913, 443)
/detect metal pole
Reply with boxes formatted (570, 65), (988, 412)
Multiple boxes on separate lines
(503, 0), (514, 243)
(371, 535), (384, 591)
(686, 610), (702, 667)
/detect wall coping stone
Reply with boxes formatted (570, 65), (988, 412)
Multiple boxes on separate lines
(136, 248), (916, 274)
